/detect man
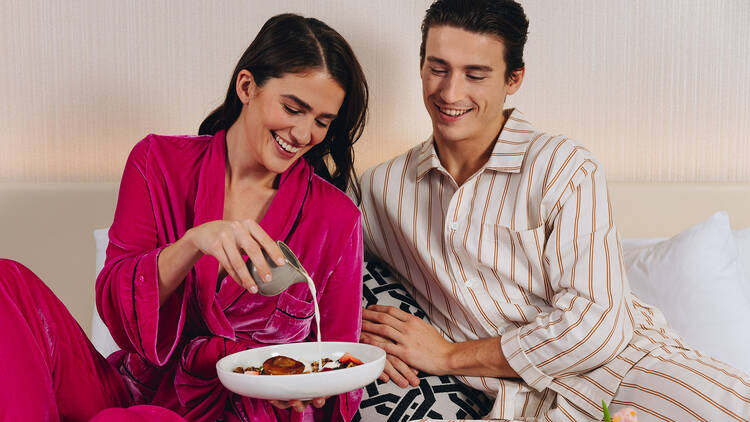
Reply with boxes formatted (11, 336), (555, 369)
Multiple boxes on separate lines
(358, 0), (750, 420)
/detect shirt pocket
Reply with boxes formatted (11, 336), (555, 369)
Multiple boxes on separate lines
(251, 290), (315, 344)
(477, 223), (550, 301)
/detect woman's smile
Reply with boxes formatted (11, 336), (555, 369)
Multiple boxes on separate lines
(271, 131), (301, 156)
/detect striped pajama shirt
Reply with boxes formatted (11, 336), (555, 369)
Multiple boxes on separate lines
(359, 109), (750, 421)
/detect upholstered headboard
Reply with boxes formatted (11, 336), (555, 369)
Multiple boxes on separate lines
(609, 183), (750, 238)
(0, 183), (118, 334)
(1, 182), (748, 335)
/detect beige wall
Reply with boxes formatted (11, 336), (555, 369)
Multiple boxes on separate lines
(2, 0), (749, 183)
(2, 1), (749, 334)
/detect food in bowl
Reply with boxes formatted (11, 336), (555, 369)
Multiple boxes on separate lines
(262, 355), (305, 375)
(233, 353), (363, 375)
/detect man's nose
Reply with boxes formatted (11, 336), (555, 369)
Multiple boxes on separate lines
(439, 74), (464, 104)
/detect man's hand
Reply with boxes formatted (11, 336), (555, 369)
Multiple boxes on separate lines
(361, 305), (455, 382)
(360, 329), (420, 387)
(362, 305), (519, 381)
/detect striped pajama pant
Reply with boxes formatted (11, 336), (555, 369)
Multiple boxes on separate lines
(516, 345), (750, 421)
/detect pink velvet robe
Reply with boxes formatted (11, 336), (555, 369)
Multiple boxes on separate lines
(96, 131), (364, 421)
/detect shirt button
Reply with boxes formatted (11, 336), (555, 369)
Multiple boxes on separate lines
(449, 220), (460, 230)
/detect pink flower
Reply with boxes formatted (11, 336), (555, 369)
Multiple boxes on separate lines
(612, 407), (638, 422)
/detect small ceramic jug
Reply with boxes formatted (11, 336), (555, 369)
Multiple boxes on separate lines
(248, 240), (311, 296)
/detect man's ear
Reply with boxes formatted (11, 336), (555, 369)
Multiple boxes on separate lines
(506, 67), (525, 95)
(235, 69), (257, 105)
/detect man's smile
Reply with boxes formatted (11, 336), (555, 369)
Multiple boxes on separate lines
(435, 103), (473, 120)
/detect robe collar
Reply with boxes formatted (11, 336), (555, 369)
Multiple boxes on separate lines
(193, 130), (312, 338)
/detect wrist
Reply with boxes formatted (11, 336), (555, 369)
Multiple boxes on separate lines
(183, 227), (196, 249)
(440, 337), (515, 378)
(182, 227), (202, 257)
(442, 341), (461, 375)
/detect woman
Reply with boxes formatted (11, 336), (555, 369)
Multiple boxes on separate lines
(0, 13), (368, 422)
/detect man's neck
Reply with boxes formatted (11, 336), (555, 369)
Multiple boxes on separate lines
(433, 110), (510, 186)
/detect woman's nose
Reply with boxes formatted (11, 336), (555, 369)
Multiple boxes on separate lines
(290, 120), (313, 146)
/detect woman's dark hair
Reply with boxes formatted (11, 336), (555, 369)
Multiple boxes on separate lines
(199, 13), (368, 201)
(420, 0), (529, 83)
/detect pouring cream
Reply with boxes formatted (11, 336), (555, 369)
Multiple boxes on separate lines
(304, 273), (323, 371)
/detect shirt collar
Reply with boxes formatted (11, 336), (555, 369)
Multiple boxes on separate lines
(416, 109), (537, 181)
(416, 136), (442, 182)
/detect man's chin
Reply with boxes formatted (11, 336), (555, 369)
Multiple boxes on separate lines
(432, 126), (468, 144)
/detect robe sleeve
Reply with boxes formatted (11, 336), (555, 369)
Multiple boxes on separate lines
(96, 138), (189, 367)
(501, 157), (633, 392)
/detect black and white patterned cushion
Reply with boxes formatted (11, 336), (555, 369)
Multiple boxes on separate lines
(355, 259), (493, 421)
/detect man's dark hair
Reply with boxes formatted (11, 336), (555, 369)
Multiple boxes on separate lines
(420, 0), (529, 82)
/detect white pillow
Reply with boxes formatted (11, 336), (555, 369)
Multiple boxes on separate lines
(91, 227), (120, 356)
(735, 227), (750, 283)
(622, 212), (750, 374)
(623, 228), (750, 291)
(94, 227), (108, 275)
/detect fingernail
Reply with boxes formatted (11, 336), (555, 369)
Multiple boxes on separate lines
(264, 274), (272, 282)
(276, 257), (286, 265)
(250, 286), (258, 293)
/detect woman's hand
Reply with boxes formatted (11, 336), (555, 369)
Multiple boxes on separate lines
(269, 397), (328, 412)
(186, 219), (286, 293)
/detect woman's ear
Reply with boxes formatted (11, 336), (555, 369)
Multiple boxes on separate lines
(235, 70), (257, 105)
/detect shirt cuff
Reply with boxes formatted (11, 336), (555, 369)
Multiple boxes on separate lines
(501, 326), (553, 392)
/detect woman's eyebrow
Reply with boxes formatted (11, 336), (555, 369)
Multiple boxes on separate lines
(282, 94), (337, 119)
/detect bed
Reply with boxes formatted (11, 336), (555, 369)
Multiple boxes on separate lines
(2, 182), (749, 420)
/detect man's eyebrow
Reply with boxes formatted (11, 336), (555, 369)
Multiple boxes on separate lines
(426, 56), (449, 66)
(464, 64), (493, 72)
(426, 56), (493, 73)
(281, 94), (337, 119)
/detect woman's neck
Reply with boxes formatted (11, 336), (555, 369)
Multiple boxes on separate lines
(223, 123), (278, 223)
(225, 123), (277, 190)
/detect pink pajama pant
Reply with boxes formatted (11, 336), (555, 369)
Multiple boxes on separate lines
(0, 259), (184, 422)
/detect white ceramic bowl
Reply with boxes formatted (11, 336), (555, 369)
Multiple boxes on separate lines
(216, 341), (385, 401)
